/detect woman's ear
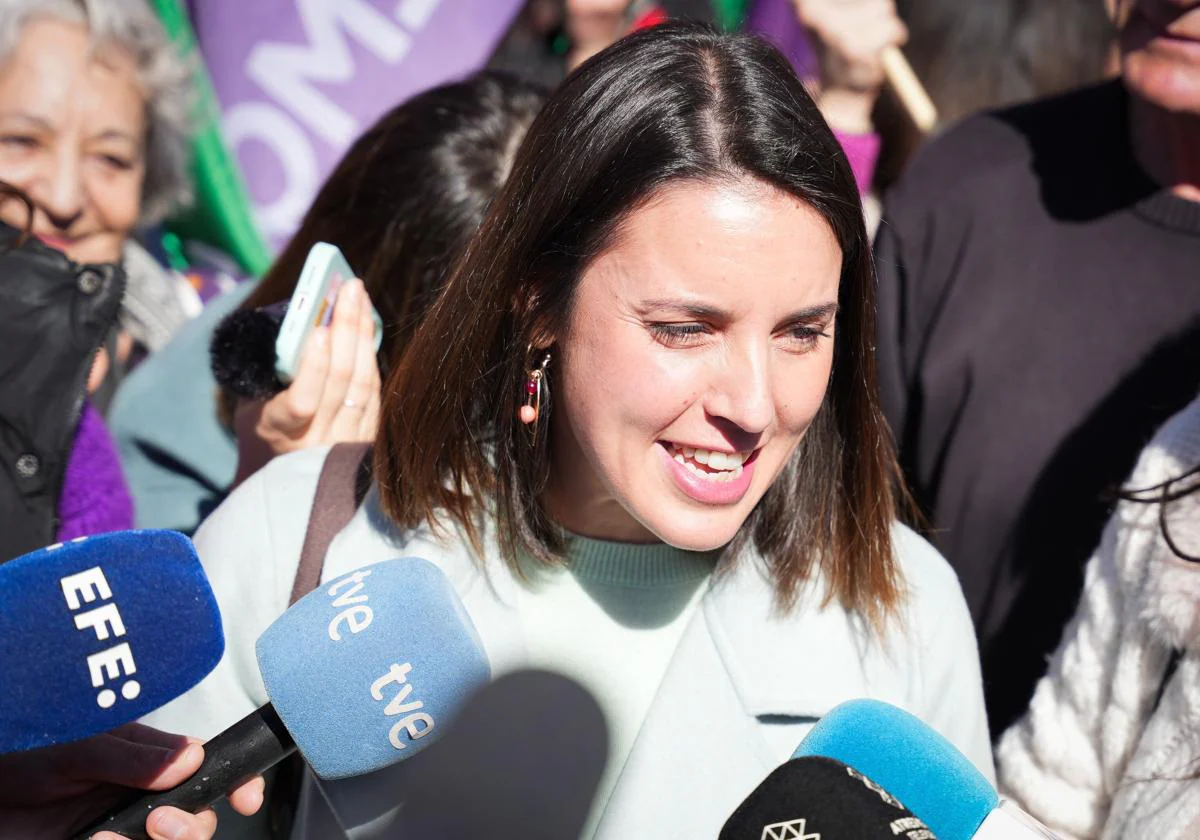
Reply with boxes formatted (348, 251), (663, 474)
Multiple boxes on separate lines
(529, 329), (556, 354)
(524, 307), (558, 353)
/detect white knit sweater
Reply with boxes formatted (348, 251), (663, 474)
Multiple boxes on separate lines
(996, 394), (1200, 840)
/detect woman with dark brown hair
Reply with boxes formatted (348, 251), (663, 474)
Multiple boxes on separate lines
(155, 21), (992, 839)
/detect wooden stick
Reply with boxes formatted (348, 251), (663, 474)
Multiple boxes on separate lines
(881, 46), (938, 134)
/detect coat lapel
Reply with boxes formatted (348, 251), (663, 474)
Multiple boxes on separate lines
(595, 559), (897, 838)
(592, 603), (775, 839)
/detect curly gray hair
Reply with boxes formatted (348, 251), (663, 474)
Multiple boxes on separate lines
(0, 0), (194, 224)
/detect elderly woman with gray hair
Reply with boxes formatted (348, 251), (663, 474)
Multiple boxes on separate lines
(0, 0), (197, 381)
(0, 7), (267, 836)
(0, 0), (197, 554)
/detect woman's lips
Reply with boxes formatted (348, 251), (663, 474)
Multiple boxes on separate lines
(34, 233), (74, 252)
(658, 441), (758, 505)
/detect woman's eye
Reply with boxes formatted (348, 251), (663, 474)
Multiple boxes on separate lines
(0, 135), (37, 150)
(648, 322), (710, 346)
(784, 325), (831, 352)
(96, 154), (134, 171)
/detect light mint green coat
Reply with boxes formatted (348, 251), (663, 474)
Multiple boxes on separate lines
(145, 445), (994, 839)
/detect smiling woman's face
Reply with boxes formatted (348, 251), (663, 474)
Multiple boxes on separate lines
(544, 177), (843, 549)
(0, 18), (145, 264)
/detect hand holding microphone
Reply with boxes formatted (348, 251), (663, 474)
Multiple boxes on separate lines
(0, 531), (261, 839)
(0, 724), (263, 840)
(77, 558), (490, 840)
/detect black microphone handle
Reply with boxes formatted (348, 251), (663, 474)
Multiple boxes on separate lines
(74, 703), (296, 840)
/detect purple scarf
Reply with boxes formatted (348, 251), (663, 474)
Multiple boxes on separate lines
(57, 402), (134, 541)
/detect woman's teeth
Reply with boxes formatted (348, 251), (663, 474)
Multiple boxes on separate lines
(669, 444), (747, 482)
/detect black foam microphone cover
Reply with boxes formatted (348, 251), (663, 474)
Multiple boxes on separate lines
(720, 756), (937, 840)
(383, 670), (608, 840)
(209, 301), (287, 400)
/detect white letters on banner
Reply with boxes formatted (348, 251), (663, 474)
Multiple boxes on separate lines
(223, 0), (442, 240)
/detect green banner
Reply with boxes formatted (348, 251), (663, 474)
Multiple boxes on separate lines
(151, 0), (271, 276)
(712, 0), (753, 30)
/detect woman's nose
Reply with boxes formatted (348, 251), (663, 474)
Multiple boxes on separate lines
(703, 345), (774, 435)
(37, 148), (85, 230)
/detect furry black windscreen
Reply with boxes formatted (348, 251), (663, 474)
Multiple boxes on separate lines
(210, 301), (288, 400)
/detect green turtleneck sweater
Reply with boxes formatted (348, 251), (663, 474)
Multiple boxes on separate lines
(516, 536), (717, 826)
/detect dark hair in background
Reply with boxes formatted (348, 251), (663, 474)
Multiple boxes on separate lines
(875, 0), (1115, 189)
(1120, 464), (1200, 563)
(377, 21), (909, 628)
(237, 71), (547, 372)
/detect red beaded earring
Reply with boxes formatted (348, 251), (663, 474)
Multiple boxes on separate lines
(519, 350), (552, 426)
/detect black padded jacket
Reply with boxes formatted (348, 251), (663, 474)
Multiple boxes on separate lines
(0, 228), (125, 562)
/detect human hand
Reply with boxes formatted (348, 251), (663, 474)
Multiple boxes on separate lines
(233, 277), (382, 486)
(0, 723), (265, 840)
(792, 0), (908, 132)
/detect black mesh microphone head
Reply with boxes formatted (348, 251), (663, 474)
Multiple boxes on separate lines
(209, 302), (287, 400)
(720, 756), (938, 840)
(382, 670), (608, 840)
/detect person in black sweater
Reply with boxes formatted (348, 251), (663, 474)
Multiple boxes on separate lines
(875, 0), (1200, 736)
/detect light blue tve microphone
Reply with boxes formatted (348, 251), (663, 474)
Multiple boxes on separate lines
(78, 557), (491, 840)
(794, 700), (1062, 839)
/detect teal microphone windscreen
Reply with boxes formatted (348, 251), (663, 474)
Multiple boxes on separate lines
(0, 530), (223, 753)
(793, 699), (997, 840)
(256, 557), (491, 779)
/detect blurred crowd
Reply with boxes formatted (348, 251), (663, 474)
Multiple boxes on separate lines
(1, 1), (1199, 839)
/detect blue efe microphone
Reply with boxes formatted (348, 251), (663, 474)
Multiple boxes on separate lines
(794, 700), (1061, 840)
(0, 530), (223, 753)
(79, 557), (491, 840)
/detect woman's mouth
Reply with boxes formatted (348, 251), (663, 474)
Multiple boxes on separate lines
(659, 441), (758, 506)
(664, 442), (755, 483)
(34, 233), (75, 252)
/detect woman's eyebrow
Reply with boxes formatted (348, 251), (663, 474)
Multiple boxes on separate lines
(636, 299), (840, 322)
(635, 298), (728, 319)
(0, 111), (53, 131)
(89, 128), (140, 146)
(782, 302), (840, 322)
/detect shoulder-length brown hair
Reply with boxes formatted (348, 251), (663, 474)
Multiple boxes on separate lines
(377, 22), (908, 628)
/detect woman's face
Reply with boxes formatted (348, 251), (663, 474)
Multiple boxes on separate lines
(0, 18), (145, 264)
(545, 178), (843, 550)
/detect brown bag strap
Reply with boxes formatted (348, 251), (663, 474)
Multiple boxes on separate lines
(269, 443), (372, 840)
(289, 442), (373, 606)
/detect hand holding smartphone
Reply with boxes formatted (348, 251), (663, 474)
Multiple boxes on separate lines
(232, 242), (383, 487)
(274, 242), (382, 383)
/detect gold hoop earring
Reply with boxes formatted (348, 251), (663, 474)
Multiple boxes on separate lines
(519, 350), (552, 426)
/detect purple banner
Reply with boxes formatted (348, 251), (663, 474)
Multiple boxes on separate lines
(746, 0), (817, 82)
(190, 0), (525, 249)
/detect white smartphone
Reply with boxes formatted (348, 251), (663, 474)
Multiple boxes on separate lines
(274, 242), (382, 383)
